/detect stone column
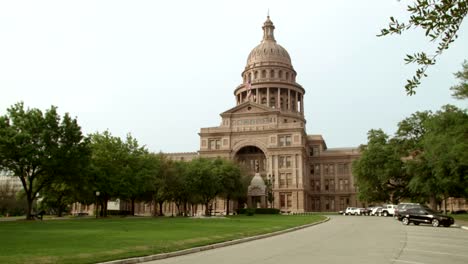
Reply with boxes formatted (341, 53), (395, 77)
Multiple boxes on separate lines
(256, 88), (259, 103)
(297, 154), (303, 187)
(277, 88), (281, 109)
(274, 155), (279, 189)
(267, 87), (270, 107)
(300, 94), (304, 114)
(292, 154), (297, 187)
(295, 92), (298, 112)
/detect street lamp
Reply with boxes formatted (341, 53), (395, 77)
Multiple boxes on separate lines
(95, 191), (100, 219)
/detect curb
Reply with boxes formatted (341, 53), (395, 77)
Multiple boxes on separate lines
(461, 226), (468, 231)
(98, 217), (330, 264)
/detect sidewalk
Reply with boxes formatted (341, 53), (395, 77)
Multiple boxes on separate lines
(455, 219), (468, 230)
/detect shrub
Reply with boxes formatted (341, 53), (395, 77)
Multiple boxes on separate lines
(236, 208), (280, 215)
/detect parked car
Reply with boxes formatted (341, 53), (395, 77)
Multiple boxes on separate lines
(370, 206), (383, 216)
(381, 204), (397, 217)
(400, 207), (454, 227)
(344, 207), (360, 215)
(395, 203), (425, 220)
(360, 208), (372, 215)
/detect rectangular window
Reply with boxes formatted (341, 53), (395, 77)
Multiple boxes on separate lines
(286, 173), (292, 186)
(312, 146), (319, 156)
(280, 194), (286, 207)
(330, 179), (335, 191)
(315, 164), (320, 175)
(278, 135), (292, 146)
(285, 156), (291, 168)
(329, 164), (334, 175)
(279, 156), (285, 168)
(286, 193), (292, 208)
(209, 139), (221, 150)
(315, 180), (320, 191)
(344, 179), (349, 191)
(339, 179), (344, 191)
(337, 164), (344, 175)
(324, 164), (329, 175)
(325, 179), (329, 191)
(344, 163), (349, 174)
(279, 173), (286, 188)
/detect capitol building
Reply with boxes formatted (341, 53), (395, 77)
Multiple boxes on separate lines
(168, 16), (362, 213)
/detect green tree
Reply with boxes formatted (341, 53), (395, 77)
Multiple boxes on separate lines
(379, 0), (467, 95)
(352, 129), (410, 204)
(216, 158), (243, 215)
(0, 102), (90, 220)
(89, 131), (131, 217)
(408, 105), (468, 210)
(187, 158), (221, 216)
(39, 183), (74, 217)
(450, 60), (468, 99)
(118, 134), (148, 216)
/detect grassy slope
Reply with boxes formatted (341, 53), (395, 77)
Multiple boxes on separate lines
(0, 215), (325, 264)
(451, 214), (468, 225)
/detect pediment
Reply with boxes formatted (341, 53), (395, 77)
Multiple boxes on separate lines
(221, 102), (277, 116)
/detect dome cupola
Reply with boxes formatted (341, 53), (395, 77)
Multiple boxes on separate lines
(234, 16), (305, 118)
(246, 16), (292, 68)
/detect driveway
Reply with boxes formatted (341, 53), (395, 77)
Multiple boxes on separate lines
(144, 215), (468, 264)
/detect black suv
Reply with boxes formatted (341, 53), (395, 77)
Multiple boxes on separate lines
(395, 203), (425, 220)
(400, 207), (454, 227)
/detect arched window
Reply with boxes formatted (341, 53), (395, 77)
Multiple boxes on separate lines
(248, 73), (252, 81)
(270, 97), (276, 108)
(270, 70), (275, 78)
(254, 71), (258, 79)
(279, 70), (283, 79)
(286, 72), (289, 80)
(261, 97), (267, 104)
(261, 70), (266, 78)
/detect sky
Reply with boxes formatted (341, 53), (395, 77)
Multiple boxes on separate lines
(0, 0), (467, 153)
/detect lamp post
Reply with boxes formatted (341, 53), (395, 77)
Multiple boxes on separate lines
(267, 174), (275, 208)
(95, 191), (100, 219)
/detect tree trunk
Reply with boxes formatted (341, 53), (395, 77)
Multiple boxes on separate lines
(26, 195), (34, 220)
(226, 196), (230, 216)
(205, 202), (210, 216)
(131, 198), (135, 216)
(158, 201), (164, 216)
(429, 195), (437, 210)
(57, 194), (64, 217)
(444, 196), (447, 214)
(153, 200), (157, 216)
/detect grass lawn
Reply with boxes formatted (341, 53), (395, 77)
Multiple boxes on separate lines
(451, 214), (468, 224)
(0, 214), (325, 264)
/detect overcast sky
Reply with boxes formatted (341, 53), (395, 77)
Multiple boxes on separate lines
(0, 0), (466, 153)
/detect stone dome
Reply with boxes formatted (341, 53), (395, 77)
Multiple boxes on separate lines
(246, 16), (292, 67)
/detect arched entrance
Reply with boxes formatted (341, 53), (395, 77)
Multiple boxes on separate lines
(234, 146), (267, 176)
(234, 146), (269, 209)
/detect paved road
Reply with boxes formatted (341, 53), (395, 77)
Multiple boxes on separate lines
(145, 215), (468, 264)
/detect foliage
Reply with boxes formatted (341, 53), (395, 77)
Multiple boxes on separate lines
(237, 208), (280, 215)
(0, 102), (90, 219)
(354, 105), (468, 207)
(378, 0), (468, 95)
(408, 105), (468, 200)
(186, 158), (221, 216)
(352, 129), (410, 203)
(39, 183), (74, 217)
(450, 60), (468, 99)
